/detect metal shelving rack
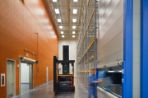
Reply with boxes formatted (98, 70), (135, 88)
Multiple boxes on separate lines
(76, 0), (97, 86)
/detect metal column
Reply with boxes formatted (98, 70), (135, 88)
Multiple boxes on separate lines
(123, 0), (133, 98)
(141, 0), (148, 97)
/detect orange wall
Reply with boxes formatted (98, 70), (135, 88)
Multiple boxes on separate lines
(0, 0), (58, 98)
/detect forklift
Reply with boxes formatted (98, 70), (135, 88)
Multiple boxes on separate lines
(53, 45), (75, 94)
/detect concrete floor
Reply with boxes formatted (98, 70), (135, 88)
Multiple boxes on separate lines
(12, 79), (88, 98)
(12, 78), (118, 98)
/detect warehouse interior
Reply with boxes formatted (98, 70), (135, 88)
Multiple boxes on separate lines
(0, 0), (148, 98)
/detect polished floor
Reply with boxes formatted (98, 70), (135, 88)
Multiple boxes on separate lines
(21, 83), (30, 94)
(13, 78), (88, 98)
(12, 78), (117, 98)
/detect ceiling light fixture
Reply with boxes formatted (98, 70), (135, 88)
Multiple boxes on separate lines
(59, 26), (63, 29)
(72, 19), (77, 23)
(72, 26), (76, 29)
(61, 31), (64, 34)
(57, 19), (62, 22)
(55, 9), (60, 14)
(72, 31), (76, 34)
(72, 35), (76, 38)
(73, 0), (78, 2)
(62, 35), (65, 38)
(73, 9), (78, 14)
(52, 0), (57, 2)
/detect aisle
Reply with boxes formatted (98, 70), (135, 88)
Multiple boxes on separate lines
(12, 78), (88, 98)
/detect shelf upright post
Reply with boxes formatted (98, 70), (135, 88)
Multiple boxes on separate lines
(123, 0), (133, 97)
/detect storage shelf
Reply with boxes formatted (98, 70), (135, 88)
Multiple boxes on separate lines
(77, 38), (96, 64)
(76, 0), (97, 86)
(77, 9), (95, 52)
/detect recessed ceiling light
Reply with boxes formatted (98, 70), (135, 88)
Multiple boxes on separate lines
(52, 0), (57, 2)
(62, 35), (65, 38)
(59, 26), (63, 29)
(72, 35), (76, 38)
(55, 9), (60, 14)
(72, 31), (76, 34)
(61, 31), (64, 34)
(72, 26), (76, 29)
(57, 19), (62, 22)
(73, 0), (78, 2)
(72, 19), (77, 23)
(73, 9), (78, 14)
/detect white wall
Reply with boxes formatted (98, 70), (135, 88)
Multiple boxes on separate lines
(21, 63), (29, 83)
(58, 40), (77, 75)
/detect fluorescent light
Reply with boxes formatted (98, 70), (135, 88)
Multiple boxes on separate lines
(72, 19), (77, 23)
(108, 71), (116, 73)
(73, 0), (78, 2)
(72, 31), (76, 34)
(72, 35), (76, 38)
(57, 19), (62, 22)
(59, 26), (63, 29)
(52, 0), (57, 2)
(72, 26), (76, 29)
(55, 9), (60, 14)
(62, 35), (65, 38)
(73, 9), (78, 14)
(61, 31), (64, 34)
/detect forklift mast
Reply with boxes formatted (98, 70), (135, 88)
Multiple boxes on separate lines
(53, 45), (75, 94)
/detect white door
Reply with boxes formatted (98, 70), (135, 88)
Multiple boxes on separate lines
(7, 60), (15, 98)
(20, 63), (33, 94)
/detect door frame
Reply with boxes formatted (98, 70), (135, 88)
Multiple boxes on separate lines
(6, 59), (16, 98)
